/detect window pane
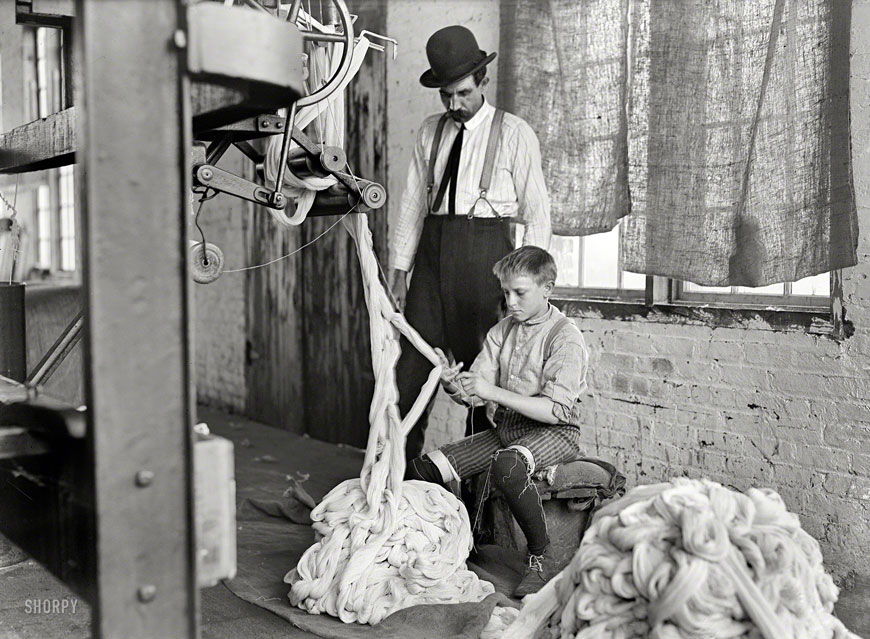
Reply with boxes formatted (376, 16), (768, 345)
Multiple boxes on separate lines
(734, 283), (786, 296)
(36, 28), (49, 118)
(551, 235), (580, 287)
(59, 165), (75, 271)
(621, 269), (646, 290)
(582, 227), (619, 288)
(683, 281), (731, 294)
(37, 184), (51, 267)
(791, 272), (829, 296)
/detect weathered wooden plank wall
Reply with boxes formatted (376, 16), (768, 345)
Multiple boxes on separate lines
(244, 158), (306, 434)
(301, 0), (389, 447)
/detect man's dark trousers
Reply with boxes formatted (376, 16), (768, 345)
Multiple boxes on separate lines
(397, 215), (514, 461)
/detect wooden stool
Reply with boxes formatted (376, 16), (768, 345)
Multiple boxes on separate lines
(473, 458), (625, 571)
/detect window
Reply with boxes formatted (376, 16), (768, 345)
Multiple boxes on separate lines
(58, 165), (76, 271)
(548, 225), (835, 322)
(552, 227), (645, 297)
(37, 184), (52, 268)
(35, 28), (49, 118)
(678, 273), (830, 309)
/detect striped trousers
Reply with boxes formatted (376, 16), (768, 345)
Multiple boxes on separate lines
(439, 409), (582, 479)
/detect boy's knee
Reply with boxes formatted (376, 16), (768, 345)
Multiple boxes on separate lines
(405, 455), (442, 484)
(406, 452), (462, 498)
(490, 448), (532, 487)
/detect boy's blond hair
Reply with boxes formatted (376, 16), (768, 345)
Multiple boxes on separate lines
(492, 246), (557, 286)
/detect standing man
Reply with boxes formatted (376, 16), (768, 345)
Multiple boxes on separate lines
(391, 25), (551, 461)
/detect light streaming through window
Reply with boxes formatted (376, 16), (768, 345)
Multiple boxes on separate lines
(59, 166), (75, 271)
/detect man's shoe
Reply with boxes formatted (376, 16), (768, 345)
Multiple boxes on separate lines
(513, 546), (559, 598)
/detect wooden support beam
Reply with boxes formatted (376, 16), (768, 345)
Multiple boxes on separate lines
(15, 0), (74, 28)
(76, 1), (198, 636)
(0, 107), (75, 174)
(0, 94), (300, 175)
(187, 2), (303, 92)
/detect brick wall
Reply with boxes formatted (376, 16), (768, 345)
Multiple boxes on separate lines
(573, 316), (869, 580)
(192, 148), (249, 413)
(424, 2), (870, 582)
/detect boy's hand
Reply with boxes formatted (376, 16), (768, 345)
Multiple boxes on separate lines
(457, 372), (497, 401)
(434, 348), (464, 394)
(433, 347), (452, 370)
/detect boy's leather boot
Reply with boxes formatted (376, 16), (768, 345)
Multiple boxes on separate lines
(513, 545), (559, 598)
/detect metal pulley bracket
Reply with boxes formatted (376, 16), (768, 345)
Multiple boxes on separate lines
(195, 162), (290, 210)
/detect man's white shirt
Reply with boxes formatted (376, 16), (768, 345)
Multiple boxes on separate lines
(390, 99), (552, 273)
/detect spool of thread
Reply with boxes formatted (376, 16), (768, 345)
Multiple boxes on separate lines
(189, 240), (224, 284)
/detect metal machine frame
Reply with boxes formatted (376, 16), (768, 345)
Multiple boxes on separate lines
(0, 1), (377, 636)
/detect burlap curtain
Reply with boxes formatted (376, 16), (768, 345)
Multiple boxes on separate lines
(498, 0), (631, 236)
(499, 0), (858, 287)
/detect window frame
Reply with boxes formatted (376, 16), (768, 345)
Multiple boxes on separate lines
(552, 271), (847, 339)
(674, 280), (830, 311)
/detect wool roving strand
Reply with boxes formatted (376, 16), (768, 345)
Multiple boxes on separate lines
(285, 214), (494, 624)
(500, 478), (861, 639)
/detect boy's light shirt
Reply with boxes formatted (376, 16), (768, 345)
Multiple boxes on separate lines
(469, 304), (589, 425)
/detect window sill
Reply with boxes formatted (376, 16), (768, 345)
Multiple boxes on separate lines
(551, 295), (851, 338)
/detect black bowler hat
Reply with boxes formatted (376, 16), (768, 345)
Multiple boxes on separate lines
(419, 25), (497, 88)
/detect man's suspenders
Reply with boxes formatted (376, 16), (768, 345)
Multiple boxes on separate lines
(425, 109), (506, 218)
(425, 113), (451, 213)
(472, 108), (506, 218)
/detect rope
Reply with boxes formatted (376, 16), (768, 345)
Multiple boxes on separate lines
(222, 210), (351, 273)
(499, 477), (861, 639)
(284, 214), (495, 624)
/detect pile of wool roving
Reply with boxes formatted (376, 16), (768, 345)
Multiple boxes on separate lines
(500, 477), (861, 639)
(284, 215), (494, 624)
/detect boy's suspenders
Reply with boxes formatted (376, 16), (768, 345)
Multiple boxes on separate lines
(425, 109), (506, 218)
(542, 317), (573, 360)
(501, 315), (574, 363)
(491, 316), (575, 425)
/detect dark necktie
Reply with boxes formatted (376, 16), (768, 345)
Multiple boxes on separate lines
(432, 124), (464, 215)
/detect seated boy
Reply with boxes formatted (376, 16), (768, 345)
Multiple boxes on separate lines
(406, 246), (589, 597)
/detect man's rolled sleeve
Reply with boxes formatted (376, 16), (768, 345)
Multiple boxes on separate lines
(540, 338), (589, 423)
(389, 122), (431, 272)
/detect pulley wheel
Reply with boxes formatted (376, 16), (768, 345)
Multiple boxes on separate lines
(189, 241), (224, 284)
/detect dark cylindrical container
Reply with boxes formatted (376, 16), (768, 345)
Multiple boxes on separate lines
(0, 282), (26, 382)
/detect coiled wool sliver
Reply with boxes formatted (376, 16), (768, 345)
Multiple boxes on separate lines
(284, 215), (494, 624)
(500, 478), (862, 639)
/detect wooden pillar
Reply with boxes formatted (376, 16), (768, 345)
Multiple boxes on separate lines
(76, 1), (197, 637)
(301, 0), (389, 447)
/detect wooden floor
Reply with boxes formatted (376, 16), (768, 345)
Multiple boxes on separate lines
(0, 406), (364, 639)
